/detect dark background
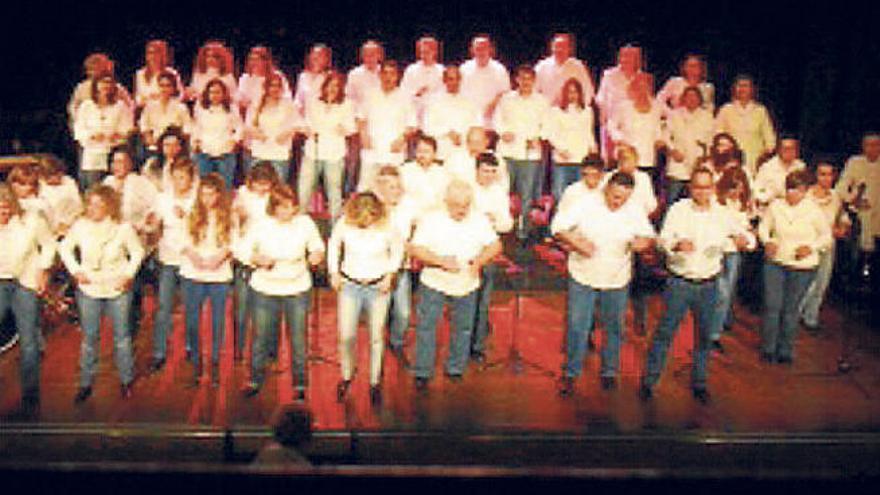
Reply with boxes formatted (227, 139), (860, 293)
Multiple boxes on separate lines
(1, 0), (878, 163)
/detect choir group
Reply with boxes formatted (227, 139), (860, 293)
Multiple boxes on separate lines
(2, 33), (879, 414)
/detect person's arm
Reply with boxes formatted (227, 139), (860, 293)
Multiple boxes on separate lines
(305, 218), (326, 267)
(120, 223), (146, 286)
(32, 214), (58, 293)
(659, 202), (691, 254)
(758, 204), (778, 257)
(759, 105), (777, 155)
(58, 222), (83, 275)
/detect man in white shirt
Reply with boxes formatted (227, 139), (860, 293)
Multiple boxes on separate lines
(595, 45), (643, 161)
(345, 40), (383, 116)
(837, 133), (880, 255)
(410, 180), (502, 388)
(715, 75), (777, 175)
(753, 137), (806, 206)
(665, 86), (714, 204)
(460, 36), (511, 130)
(357, 60), (417, 191)
(400, 134), (451, 219)
(496, 65), (551, 242)
(445, 126), (507, 185)
(534, 33), (595, 106)
(640, 168), (753, 404)
(555, 155), (605, 218)
(401, 36), (445, 129)
(469, 153), (513, 362)
(423, 66), (481, 161)
(554, 171), (655, 395)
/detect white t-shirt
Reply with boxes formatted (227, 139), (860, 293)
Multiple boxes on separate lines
(459, 58), (511, 129)
(238, 215), (324, 296)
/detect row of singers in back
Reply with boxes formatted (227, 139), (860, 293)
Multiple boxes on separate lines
(5, 128), (878, 411)
(68, 35), (785, 242)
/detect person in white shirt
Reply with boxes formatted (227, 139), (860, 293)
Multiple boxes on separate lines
(236, 46), (293, 116)
(603, 144), (658, 218)
(759, 170), (832, 364)
(328, 192), (404, 405)
(753, 137), (807, 206)
(545, 78), (597, 203)
(345, 40), (383, 116)
(469, 154), (513, 362)
(38, 157), (83, 237)
(7, 165), (50, 222)
(836, 133), (880, 255)
(239, 185), (324, 400)
(496, 65), (551, 242)
(706, 132), (743, 179)
(665, 86), (714, 204)
(357, 60), (417, 190)
(554, 171), (655, 396)
(444, 126), (508, 185)
(142, 126), (190, 192)
(422, 66), (481, 161)
(799, 162), (851, 332)
(138, 71), (192, 160)
(180, 173), (235, 386)
(145, 158), (197, 373)
(232, 163), (279, 361)
(399, 134), (451, 219)
(187, 41), (237, 103)
(192, 79), (243, 188)
(459, 36), (511, 129)
(716, 75), (777, 176)
(73, 72), (134, 191)
(0, 185), (56, 412)
(293, 44), (332, 117)
(68, 53), (133, 135)
(608, 72), (666, 175)
(372, 166), (417, 359)
(401, 36), (445, 129)
(299, 71), (356, 223)
(244, 72), (300, 182)
(60, 185), (144, 403)
(134, 40), (183, 109)
(535, 33), (595, 107)
(555, 155), (605, 219)
(640, 168), (754, 403)
(596, 44), (644, 161)
(410, 180), (502, 389)
(655, 54), (715, 117)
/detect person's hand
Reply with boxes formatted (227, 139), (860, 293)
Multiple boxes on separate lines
(654, 140), (666, 150)
(390, 137), (405, 153)
(733, 234), (750, 251)
(330, 273), (342, 291)
(795, 245), (812, 260)
(143, 132), (156, 147)
(36, 270), (49, 295)
(92, 133), (107, 143)
(439, 256), (461, 273)
(833, 223), (850, 239)
(674, 239), (696, 253)
(764, 242), (779, 258)
(631, 236), (653, 253)
(173, 206), (185, 219)
(252, 252), (275, 270)
(467, 260), (482, 279)
(557, 150), (571, 161)
(378, 273), (393, 294)
(448, 131), (461, 146)
(117, 277), (133, 292)
(74, 272), (91, 285)
(307, 251), (323, 266)
(360, 133), (372, 150)
(275, 133), (290, 145)
(670, 149), (685, 162)
(501, 132), (515, 143)
(574, 236), (596, 258)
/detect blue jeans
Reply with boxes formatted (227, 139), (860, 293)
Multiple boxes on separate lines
(712, 252), (742, 341)
(551, 165), (581, 206)
(563, 279), (629, 378)
(414, 285), (479, 379)
(507, 158), (542, 239)
(182, 278), (228, 368)
(195, 152), (236, 188)
(297, 158), (346, 222)
(666, 179), (688, 207)
(76, 290), (134, 388)
(152, 263), (182, 360)
(78, 169), (106, 192)
(762, 263), (815, 360)
(644, 276), (718, 390)
(251, 289), (310, 388)
(388, 270), (412, 350)
(1, 282), (40, 396)
(245, 155), (291, 184)
(799, 246), (835, 328)
(471, 264), (498, 354)
(337, 280), (391, 385)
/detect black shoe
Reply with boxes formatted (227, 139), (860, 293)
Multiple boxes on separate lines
(336, 379), (351, 402)
(148, 358), (165, 375)
(558, 376), (574, 397)
(776, 355), (793, 366)
(211, 364), (220, 388)
(760, 352), (775, 364)
(803, 322), (822, 335)
(445, 373), (463, 384)
(711, 340), (724, 353)
(185, 350), (194, 363)
(600, 376), (617, 390)
(121, 383), (133, 399)
(243, 383), (261, 398)
(470, 351), (486, 365)
(370, 385), (382, 405)
(638, 383), (653, 401)
(294, 387), (306, 401)
(21, 393), (40, 414)
(414, 377), (429, 391)
(693, 388), (711, 404)
(74, 386), (92, 404)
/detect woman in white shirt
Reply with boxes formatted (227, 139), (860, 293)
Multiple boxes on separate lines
(294, 44), (332, 116)
(38, 156), (83, 237)
(146, 159), (197, 374)
(73, 72), (134, 191)
(0, 185), (56, 411)
(134, 40), (183, 109)
(665, 86), (714, 204)
(545, 78), (597, 204)
(192, 79), (243, 188)
(299, 71), (356, 222)
(244, 72), (299, 182)
(759, 170), (832, 364)
(180, 173), (234, 386)
(187, 41), (237, 103)
(68, 53), (133, 134)
(142, 126), (190, 192)
(7, 165), (50, 220)
(328, 192), (403, 404)
(237, 46), (292, 116)
(138, 70), (191, 159)
(239, 185), (324, 400)
(656, 54), (715, 117)
(59, 185), (144, 403)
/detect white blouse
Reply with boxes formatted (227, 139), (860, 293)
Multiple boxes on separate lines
(545, 104), (597, 164)
(759, 198), (832, 270)
(59, 218), (145, 298)
(0, 213), (57, 292)
(134, 67), (183, 107)
(237, 215), (324, 296)
(327, 219), (404, 282)
(138, 99), (192, 145)
(303, 99), (356, 162)
(245, 98), (300, 161)
(73, 99), (134, 171)
(192, 104), (243, 156)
